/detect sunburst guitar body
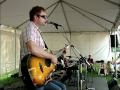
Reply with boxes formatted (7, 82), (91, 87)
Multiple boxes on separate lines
(21, 46), (69, 87)
(21, 54), (56, 87)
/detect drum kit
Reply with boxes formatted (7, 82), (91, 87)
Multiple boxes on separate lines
(52, 54), (91, 90)
(52, 56), (78, 81)
(66, 56), (79, 67)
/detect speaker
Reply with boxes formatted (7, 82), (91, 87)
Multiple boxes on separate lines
(108, 79), (117, 89)
(110, 35), (118, 47)
(0, 88), (4, 90)
(111, 85), (120, 90)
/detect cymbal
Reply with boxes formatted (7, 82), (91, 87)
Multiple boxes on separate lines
(66, 56), (80, 58)
(96, 60), (104, 63)
(66, 56), (77, 58)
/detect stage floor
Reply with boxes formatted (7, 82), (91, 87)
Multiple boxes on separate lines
(67, 76), (109, 90)
(0, 76), (111, 90)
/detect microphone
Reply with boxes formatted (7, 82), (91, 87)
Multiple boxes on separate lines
(48, 21), (62, 29)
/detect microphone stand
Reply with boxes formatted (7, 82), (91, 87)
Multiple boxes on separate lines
(53, 25), (89, 90)
(71, 45), (89, 90)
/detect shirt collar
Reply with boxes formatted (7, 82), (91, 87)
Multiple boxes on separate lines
(30, 21), (39, 30)
(30, 21), (42, 34)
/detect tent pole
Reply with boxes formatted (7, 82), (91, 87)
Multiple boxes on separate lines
(104, 0), (120, 7)
(60, 1), (71, 33)
(114, 32), (117, 78)
(0, 4), (1, 77)
(48, 1), (60, 18)
(0, 26), (1, 77)
(14, 29), (17, 72)
(110, 9), (120, 33)
(0, 0), (7, 5)
(60, 1), (72, 54)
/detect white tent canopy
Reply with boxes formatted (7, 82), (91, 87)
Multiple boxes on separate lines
(1, 0), (120, 32)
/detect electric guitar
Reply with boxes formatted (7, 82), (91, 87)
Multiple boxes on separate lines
(21, 46), (69, 87)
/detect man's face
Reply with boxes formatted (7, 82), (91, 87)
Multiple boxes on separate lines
(36, 11), (48, 26)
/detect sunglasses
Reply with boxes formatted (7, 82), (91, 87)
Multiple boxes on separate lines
(37, 14), (48, 19)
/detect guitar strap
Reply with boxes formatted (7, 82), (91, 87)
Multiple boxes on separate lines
(39, 31), (48, 49)
(44, 41), (48, 49)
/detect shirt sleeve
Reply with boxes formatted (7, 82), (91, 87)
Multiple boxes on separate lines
(23, 26), (37, 43)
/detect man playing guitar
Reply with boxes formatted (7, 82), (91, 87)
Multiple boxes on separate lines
(19, 6), (66, 90)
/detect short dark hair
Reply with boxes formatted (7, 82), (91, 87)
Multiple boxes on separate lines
(29, 6), (45, 21)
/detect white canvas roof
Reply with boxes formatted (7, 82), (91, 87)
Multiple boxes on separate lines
(0, 0), (120, 32)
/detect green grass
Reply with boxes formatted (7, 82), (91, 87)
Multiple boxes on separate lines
(0, 77), (19, 87)
(0, 70), (19, 86)
(87, 63), (120, 85)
